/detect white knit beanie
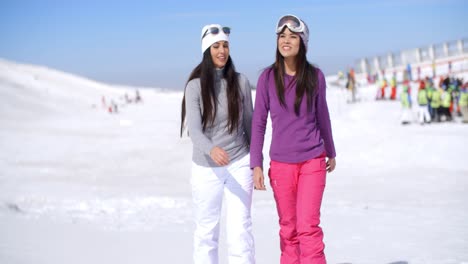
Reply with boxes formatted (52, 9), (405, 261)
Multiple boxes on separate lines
(201, 24), (229, 53)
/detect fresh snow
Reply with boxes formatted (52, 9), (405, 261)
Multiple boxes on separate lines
(0, 58), (467, 264)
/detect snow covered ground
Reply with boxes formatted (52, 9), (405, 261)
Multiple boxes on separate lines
(0, 58), (467, 264)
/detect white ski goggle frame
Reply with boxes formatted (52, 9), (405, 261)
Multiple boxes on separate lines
(276, 14), (305, 34)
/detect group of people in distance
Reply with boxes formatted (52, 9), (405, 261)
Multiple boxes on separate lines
(100, 89), (142, 114)
(400, 76), (468, 125)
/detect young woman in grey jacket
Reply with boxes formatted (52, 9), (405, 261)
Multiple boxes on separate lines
(180, 24), (255, 264)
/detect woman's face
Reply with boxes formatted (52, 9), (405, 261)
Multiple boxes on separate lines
(210, 41), (229, 68)
(277, 27), (300, 59)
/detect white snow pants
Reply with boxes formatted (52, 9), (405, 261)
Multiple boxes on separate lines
(401, 108), (412, 124)
(418, 105), (431, 124)
(191, 154), (255, 264)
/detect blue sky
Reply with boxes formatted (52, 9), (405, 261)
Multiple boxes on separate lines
(1, 0), (466, 90)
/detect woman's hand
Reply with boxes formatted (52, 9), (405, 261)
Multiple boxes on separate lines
(326, 158), (336, 173)
(253, 167), (266, 190)
(210, 146), (229, 166)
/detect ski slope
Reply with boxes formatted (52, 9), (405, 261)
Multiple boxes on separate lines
(0, 58), (467, 264)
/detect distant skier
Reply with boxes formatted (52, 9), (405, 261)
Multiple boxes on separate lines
(426, 79), (436, 118)
(101, 95), (107, 109)
(440, 85), (452, 121)
(337, 70), (344, 80)
(460, 82), (468, 123)
(345, 69), (356, 103)
(390, 74), (397, 100)
(400, 81), (412, 125)
(452, 78), (462, 117)
(381, 77), (387, 99)
(109, 100), (118, 114)
(430, 86), (442, 122)
(124, 93), (132, 104)
(376, 77), (387, 100)
(135, 90), (142, 103)
(417, 81), (431, 125)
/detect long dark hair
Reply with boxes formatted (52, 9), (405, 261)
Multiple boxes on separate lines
(180, 48), (240, 137)
(272, 28), (318, 115)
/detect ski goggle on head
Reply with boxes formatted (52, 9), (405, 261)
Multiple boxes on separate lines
(276, 14), (306, 34)
(201, 26), (231, 39)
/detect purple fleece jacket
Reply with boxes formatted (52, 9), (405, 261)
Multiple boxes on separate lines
(250, 67), (336, 169)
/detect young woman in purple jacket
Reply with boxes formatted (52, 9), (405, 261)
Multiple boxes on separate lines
(250, 14), (337, 264)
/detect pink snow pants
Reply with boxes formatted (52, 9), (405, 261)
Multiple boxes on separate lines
(268, 154), (327, 264)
